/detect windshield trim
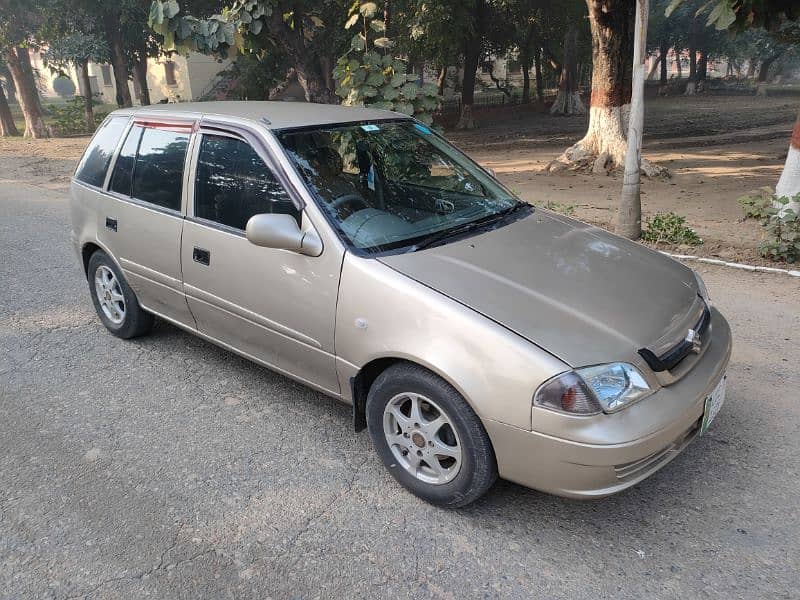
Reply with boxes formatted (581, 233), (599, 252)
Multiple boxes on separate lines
(274, 118), (525, 257)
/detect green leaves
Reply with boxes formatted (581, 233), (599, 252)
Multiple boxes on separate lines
(351, 33), (366, 51)
(706, 1), (737, 30)
(664, 0), (684, 17)
(359, 2), (378, 18)
(163, 0), (180, 19)
(344, 13), (359, 29)
(148, 1), (164, 27)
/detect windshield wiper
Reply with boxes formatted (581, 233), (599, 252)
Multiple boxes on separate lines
(407, 200), (529, 252)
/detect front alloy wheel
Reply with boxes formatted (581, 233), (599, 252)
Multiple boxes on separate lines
(367, 363), (498, 507)
(383, 393), (462, 485)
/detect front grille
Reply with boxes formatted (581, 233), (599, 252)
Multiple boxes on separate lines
(638, 302), (711, 373)
(614, 419), (700, 481)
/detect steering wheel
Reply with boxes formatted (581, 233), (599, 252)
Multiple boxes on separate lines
(330, 193), (370, 216)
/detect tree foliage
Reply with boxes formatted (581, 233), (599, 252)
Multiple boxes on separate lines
(332, 2), (439, 124)
(41, 32), (110, 75)
(666, 0), (800, 32)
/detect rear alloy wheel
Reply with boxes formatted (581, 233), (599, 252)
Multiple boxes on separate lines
(87, 250), (153, 339)
(367, 363), (497, 507)
(94, 265), (126, 325)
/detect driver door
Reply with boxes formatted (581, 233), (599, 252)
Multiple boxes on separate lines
(181, 130), (342, 396)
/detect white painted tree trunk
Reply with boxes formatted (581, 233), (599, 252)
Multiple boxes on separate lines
(775, 112), (800, 215)
(562, 106), (628, 165)
(617, 0), (648, 240)
(550, 91), (587, 116)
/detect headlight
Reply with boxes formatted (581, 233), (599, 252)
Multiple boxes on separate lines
(693, 270), (712, 307)
(534, 363), (654, 415)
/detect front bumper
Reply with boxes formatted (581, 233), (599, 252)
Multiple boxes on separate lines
(485, 308), (732, 499)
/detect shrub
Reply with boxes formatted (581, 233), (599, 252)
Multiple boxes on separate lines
(737, 186), (774, 220)
(49, 97), (90, 135)
(641, 212), (703, 245)
(738, 188), (800, 263)
(758, 196), (800, 263)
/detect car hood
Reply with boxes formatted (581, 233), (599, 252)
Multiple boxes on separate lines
(379, 210), (700, 367)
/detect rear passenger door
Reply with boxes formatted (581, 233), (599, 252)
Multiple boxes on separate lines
(181, 130), (341, 396)
(99, 119), (195, 328)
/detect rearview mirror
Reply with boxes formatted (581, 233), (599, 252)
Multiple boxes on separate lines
(245, 213), (322, 256)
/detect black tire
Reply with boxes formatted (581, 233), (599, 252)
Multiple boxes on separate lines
(87, 250), (153, 339)
(366, 363), (498, 508)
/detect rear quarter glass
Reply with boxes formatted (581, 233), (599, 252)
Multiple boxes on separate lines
(75, 117), (129, 188)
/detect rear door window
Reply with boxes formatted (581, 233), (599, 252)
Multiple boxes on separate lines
(75, 117), (129, 187)
(109, 125), (143, 196)
(130, 127), (190, 211)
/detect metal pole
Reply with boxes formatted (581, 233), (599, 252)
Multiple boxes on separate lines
(617, 0), (649, 240)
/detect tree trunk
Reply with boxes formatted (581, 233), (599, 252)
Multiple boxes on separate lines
(437, 65), (447, 96)
(756, 52), (782, 97)
(16, 47), (44, 116)
(550, 24), (586, 115)
(134, 39), (151, 106)
(617, 0), (648, 240)
(685, 21), (697, 95)
(78, 60), (94, 131)
(534, 47), (544, 102)
(521, 51), (531, 104)
(774, 107), (800, 214)
(0, 79), (18, 136)
(675, 46), (682, 78)
(746, 56), (757, 80)
(295, 63), (337, 103)
(1, 64), (17, 103)
(697, 49), (707, 92)
(4, 47), (47, 138)
(549, 0), (635, 170)
(103, 9), (133, 107)
(520, 22), (535, 104)
(133, 61), (150, 105)
(659, 40), (668, 95)
(456, 0), (484, 130)
(646, 53), (661, 80)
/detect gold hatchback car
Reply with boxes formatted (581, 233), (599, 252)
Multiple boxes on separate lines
(71, 102), (731, 507)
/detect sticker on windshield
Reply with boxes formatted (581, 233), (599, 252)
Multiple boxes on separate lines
(414, 123), (432, 135)
(361, 124), (380, 132)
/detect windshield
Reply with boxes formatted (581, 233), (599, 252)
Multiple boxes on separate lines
(277, 120), (519, 253)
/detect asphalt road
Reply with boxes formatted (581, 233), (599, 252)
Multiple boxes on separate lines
(1, 176), (799, 600)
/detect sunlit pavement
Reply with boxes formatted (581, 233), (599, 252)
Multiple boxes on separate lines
(1, 179), (798, 599)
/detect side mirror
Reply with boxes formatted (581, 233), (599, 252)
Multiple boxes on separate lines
(245, 213), (322, 256)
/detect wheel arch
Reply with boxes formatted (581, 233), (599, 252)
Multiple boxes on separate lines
(81, 240), (124, 280)
(81, 242), (103, 278)
(350, 355), (477, 433)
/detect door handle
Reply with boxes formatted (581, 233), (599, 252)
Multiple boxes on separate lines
(105, 217), (117, 232)
(192, 247), (210, 266)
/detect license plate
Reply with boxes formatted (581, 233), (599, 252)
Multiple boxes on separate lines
(701, 373), (727, 435)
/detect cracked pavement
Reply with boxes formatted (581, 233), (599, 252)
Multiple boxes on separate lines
(1, 171), (799, 599)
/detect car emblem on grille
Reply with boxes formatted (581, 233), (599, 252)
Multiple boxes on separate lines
(685, 328), (702, 354)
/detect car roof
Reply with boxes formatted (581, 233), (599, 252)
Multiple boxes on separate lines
(112, 101), (409, 130)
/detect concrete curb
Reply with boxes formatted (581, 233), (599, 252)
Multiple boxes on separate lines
(661, 252), (800, 278)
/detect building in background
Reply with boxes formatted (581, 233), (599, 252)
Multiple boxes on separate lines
(28, 48), (231, 105)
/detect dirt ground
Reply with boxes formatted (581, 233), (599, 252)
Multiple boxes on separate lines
(1, 93), (796, 266)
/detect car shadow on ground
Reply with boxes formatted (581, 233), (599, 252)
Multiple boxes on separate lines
(139, 316), (744, 532)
